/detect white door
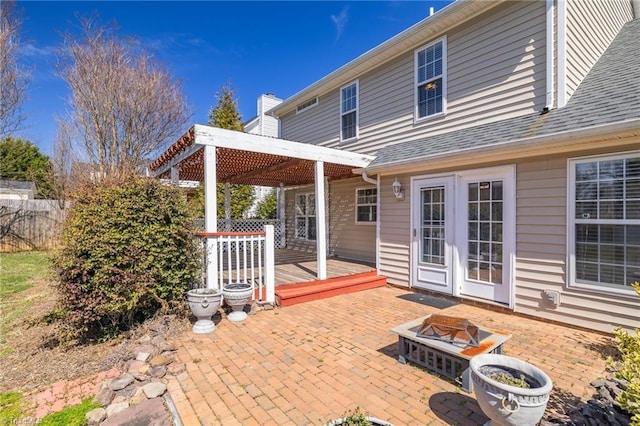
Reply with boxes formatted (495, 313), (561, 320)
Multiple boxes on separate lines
(412, 176), (455, 294)
(456, 167), (515, 305)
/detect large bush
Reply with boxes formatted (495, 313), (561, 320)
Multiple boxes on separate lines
(613, 282), (640, 424)
(53, 177), (201, 342)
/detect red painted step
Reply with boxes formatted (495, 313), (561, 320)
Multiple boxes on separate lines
(275, 271), (387, 307)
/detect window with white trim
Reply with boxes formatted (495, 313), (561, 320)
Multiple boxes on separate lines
(569, 152), (640, 293)
(355, 188), (377, 223)
(295, 193), (316, 240)
(340, 81), (358, 141)
(415, 37), (446, 120)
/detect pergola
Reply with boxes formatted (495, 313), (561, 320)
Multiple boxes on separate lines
(148, 124), (374, 285)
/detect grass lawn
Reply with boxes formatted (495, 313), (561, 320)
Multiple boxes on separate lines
(0, 251), (52, 299)
(0, 251), (53, 353)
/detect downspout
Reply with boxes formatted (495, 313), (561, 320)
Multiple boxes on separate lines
(544, 0), (555, 111)
(633, 0), (640, 18)
(361, 171), (381, 273)
(557, 0), (567, 108)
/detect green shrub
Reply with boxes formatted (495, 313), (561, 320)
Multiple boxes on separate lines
(52, 177), (201, 343)
(613, 281), (640, 424)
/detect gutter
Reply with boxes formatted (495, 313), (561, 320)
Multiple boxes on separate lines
(364, 118), (640, 174)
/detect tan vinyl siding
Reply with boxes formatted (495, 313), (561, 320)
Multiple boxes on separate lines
(515, 153), (640, 333)
(281, 92), (339, 145)
(284, 179), (376, 262)
(280, 1), (547, 156)
(565, 0), (633, 101)
(379, 175), (412, 287)
(327, 178), (376, 262)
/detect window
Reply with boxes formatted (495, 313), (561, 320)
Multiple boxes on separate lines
(569, 152), (640, 293)
(356, 188), (377, 223)
(415, 37), (446, 120)
(295, 193), (316, 240)
(340, 81), (358, 141)
(296, 97), (318, 114)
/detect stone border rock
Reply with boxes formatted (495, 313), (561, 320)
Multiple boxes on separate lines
(86, 331), (186, 425)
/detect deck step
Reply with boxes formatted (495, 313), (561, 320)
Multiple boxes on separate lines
(275, 271), (387, 307)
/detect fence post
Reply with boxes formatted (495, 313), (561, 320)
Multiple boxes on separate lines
(264, 225), (275, 304)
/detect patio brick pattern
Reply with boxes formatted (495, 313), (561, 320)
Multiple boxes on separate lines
(167, 286), (615, 425)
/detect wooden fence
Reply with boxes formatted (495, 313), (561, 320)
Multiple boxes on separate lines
(0, 200), (68, 252)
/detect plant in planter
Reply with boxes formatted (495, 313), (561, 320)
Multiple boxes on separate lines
(325, 407), (393, 426)
(470, 354), (553, 426)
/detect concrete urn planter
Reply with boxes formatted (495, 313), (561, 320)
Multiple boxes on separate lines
(186, 288), (222, 334)
(222, 283), (253, 322)
(470, 354), (553, 426)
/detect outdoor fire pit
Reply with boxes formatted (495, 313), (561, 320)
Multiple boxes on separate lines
(391, 314), (511, 392)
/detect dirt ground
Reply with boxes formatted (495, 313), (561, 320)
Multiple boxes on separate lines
(0, 277), (191, 395)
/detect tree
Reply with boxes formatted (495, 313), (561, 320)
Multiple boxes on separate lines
(0, 1), (30, 137)
(56, 17), (190, 181)
(254, 188), (277, 219)
(0, 137), (53, 198)
(208, 83), (255, 219)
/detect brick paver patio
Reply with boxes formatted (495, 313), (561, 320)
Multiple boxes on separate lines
(167, 286), (615, 425)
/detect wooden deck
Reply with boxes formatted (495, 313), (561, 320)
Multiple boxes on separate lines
(274, 249), (375, 285)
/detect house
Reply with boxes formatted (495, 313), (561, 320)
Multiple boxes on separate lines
(150, 0), (640, 333)
(0, 180), (36, 200)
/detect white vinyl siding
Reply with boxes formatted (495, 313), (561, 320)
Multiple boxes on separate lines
(280, 1), (547, 156)
(415, 37), (446, 121)
(568, 152), (640, 294)
(565, 0), (633, 101)
(340, 81), (358, 142)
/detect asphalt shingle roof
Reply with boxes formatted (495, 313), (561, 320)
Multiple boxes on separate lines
(368, 18), (640, 169)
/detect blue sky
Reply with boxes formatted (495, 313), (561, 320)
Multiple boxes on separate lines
(16, 1), (453, 157)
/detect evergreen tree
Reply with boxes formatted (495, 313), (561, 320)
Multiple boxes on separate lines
(207, 83), (255, 218)
(254, 188), (277, 219)
(0, 137), (53, 198)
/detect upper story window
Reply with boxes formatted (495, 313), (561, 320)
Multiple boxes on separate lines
(415, 37), (446, 121)
(296, 97), (318, 114)
(568, 152), (640, 295)
(340, 81), (358, 142)
(355, 187), (377, 224)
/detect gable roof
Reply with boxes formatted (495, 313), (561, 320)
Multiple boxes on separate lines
(366, 18), (640, 172)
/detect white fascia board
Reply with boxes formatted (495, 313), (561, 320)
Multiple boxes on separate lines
(193, 124), (374, 168)
(366, 118), (640, 175)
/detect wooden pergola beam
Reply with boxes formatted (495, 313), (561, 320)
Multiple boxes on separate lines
(227, 158), (305, 183)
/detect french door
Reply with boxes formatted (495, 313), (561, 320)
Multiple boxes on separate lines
(411, 176), (455, 294)
(411, 167), (514, 306)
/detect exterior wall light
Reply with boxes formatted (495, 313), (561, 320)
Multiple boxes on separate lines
(392, 178), (404, 200)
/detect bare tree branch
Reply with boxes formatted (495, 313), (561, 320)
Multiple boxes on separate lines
(0, 1), (30, 137)
(56, 16), (191, 181)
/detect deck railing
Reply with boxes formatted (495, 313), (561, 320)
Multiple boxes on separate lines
(197, 225), (275, 304)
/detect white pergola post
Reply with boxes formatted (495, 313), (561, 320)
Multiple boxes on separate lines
(224, 183), (231, 231)
(203, 145), (218, 289)
(314, 161), (327, 280)
(170, 166), (179, 185)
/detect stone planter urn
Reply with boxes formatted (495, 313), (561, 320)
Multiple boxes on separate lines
(186, 288), (222, 334)
(470, 354), (553, 426)
(222, 283), (253, 322)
